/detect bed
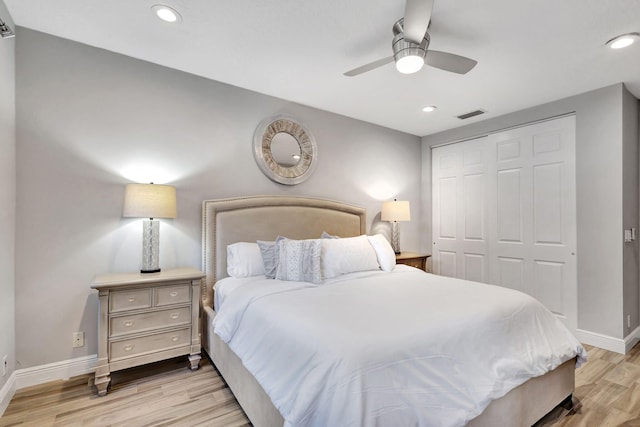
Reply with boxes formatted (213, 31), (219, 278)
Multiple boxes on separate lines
(201, 195), (585, 427)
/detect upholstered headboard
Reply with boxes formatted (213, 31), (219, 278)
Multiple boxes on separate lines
(201, 196), (366, 307)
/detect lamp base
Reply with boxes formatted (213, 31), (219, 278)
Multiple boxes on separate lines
(141, 219), (161, 273)
(391, 221), (401, 254)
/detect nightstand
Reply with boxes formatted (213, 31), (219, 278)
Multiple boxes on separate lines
(91, 267), (205, 396)
(395, 252), (431, 272)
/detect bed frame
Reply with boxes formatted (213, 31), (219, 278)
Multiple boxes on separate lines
(201, 195), (575, 427)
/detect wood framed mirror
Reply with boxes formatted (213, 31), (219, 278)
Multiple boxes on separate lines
(253, 115), (317, 185)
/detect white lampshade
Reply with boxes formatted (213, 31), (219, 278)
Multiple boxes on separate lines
(123, 183), (177, 219)
(381, 200), (411, 222)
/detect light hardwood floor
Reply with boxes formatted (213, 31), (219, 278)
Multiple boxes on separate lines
(2, 343), (640, 426)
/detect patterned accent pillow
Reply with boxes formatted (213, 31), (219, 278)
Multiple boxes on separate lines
(257, 236), (286, 279)
(275, 238), (323, 284)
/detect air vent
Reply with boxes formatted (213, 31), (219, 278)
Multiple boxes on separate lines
(457, 109), (486, 120)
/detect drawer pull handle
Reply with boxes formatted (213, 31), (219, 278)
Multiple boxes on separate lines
(171, 336), (179, 342)
(169, 291), (178, 297)
(123, 344), (134, 352)
(128, 298), (135, 303)
(170, 313), (180, 319)
(124, 321), (134, 327)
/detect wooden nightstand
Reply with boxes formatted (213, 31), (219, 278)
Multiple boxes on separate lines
(395, 252), (431, 272)
(91, 267), (205, 396)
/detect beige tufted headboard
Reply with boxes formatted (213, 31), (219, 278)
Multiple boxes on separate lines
(201, 196), (366, 308)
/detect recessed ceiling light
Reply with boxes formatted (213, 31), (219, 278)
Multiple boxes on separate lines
(422, 105), (437, 113)
(606, 32), (640, 49)
(151, 5), (182, 23)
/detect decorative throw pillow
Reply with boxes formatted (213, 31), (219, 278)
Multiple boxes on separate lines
(275, 238), (323, 284)
(226, 242), (266, 277)
(367, 234), (396, 272)
(257, 236), (285, 279)
(321, 235), (380, 279)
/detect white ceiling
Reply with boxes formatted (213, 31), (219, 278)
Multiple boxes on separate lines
(4, 0), (640, 136)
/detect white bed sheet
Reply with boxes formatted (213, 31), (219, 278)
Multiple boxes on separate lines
(214, 275), (267, 312)
(212, 266), (586, 427)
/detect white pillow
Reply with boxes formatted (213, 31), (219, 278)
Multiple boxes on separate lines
(367, 234), (396, 272)
(275, 238), (322, 284)
(226, 242), (266, 278)
(321, 235), (380, 279)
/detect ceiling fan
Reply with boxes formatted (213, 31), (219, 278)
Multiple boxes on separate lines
(344, 0), (477, 77)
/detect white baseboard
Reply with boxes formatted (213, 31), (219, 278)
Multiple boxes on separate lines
(625, 326), (640, 353)
(15, 354), (97, 390)
(575, 329), (633, 354)
(0, 372), (16, 418)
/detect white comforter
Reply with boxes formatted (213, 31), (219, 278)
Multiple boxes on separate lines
(213, 266), (586, 427)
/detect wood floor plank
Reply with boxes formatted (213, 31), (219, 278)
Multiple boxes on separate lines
(3, 344), (640, 427)
(585, 346), (625, 365)
(604, 362), (640, 388)
(580, 379), (628, 408)
(613, 382), (640, 415)
(574, 358), (615, 388)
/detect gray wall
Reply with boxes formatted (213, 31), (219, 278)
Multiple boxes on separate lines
(0, 0), (16, 394)
(623, 88), (640, 335)
(422, 84), (639, 340)
(14, 28), (422, 368)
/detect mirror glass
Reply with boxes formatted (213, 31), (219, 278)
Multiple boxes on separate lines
(270, 132), (301, 167)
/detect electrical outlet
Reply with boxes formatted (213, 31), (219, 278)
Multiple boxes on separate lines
(628, 315), (632, 329)
(72, 331), (85, 348)
(2, 355), (7, 377)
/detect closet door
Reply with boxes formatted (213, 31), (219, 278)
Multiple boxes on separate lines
(432, 137), (489, 282)
(487, 115), (576, 330)
(431, 115), (576, 331)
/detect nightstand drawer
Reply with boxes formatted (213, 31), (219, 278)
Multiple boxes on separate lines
(155, 284), (190, 306)
(402, 259), (424, 270)
(109, 306), (191, 337)
(395, 252), (430, 272)
(109, 327), (191, 362)
(110, 288), (152, 313)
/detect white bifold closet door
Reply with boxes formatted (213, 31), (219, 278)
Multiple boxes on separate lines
(432, 115), (576, 331)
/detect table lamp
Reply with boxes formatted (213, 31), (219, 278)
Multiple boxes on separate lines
(381, 199), (410, 254)
(123, 183), (177, 273)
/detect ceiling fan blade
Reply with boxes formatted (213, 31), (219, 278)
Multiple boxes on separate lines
(344, 56), (394, 77)
(425, 50), (478, 74)
(403, 0), (434, 43)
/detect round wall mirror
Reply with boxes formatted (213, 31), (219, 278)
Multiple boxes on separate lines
(253, 115), (317, 185)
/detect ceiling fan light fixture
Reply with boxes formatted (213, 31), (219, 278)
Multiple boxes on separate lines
(606, 32), (639, 49)
(151, 5), (182, 23)
(396, 54), (424, 74)
(342, 6), (478, 77)
(392, 24), (429, 75)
